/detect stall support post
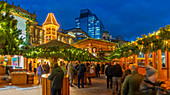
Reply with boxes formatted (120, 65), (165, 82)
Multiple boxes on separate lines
(145, 52), (149, 66)
(157, 49), (162, 79)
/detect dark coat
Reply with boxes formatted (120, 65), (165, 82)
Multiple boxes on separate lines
(77, 64), (86, 76)
(122, 69), (131, 83)
(105, 65), (114, 77)
(48, 66), (64, 89)
(139, 76), (157, 95)
(140, 76), (169, 95)
(121, 71), (144, 95)
(29, 62), (32, 71)
(96, 64), (100, 71)
(113, 64), (123, 77)
(45, 64), (50, 73)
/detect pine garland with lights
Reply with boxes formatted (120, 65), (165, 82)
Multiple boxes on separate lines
(0, 1), (23, 55)
(110, 25), (170, 59)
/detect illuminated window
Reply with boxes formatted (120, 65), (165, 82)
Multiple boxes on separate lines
(61, 37), (64, 42)
(58, 36), (60, 41)
(40, 31), (43, 37)
(52, 28), (55, 31)
(39, 39), (42, 44)
(52, 31), (55, 35)
(69, 38), (72, 44)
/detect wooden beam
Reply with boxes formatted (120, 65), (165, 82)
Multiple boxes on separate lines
(167, 51), (170, 79)
(145, 52), (149, 66)
(129, 56), (131, 63)
(157, 49), (162, 79)
(125, 57), (128, 70)
(152, 51), (157, 69)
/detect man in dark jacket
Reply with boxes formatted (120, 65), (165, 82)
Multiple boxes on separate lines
(105, 63), (114, 89)
(77, 62), (86, 88)
(121, 65), (143, 95)
(45, 62), (50, 73)
(48, 63), (64, 95)
(112, 62), (123, 95)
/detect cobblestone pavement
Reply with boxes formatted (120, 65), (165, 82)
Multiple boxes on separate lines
(0, 74), (114, 95)
(70, 74), (113, 95)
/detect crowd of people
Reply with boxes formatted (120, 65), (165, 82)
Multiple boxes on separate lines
(105, 62), (169, 95)
(28, 60), (170, 95)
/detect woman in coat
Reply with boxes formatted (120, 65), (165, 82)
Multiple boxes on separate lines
(67, 62), (75, 86)
(86, 63), (92, 86)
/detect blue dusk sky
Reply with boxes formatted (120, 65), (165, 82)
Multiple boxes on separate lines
(6, 0), (170, 41)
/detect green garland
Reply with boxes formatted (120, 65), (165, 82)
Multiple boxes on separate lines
(110, 25), (170, 59)
(23, 45), (99, 62)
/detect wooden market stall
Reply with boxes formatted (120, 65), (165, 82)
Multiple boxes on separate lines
(110, 26), (170, 81)
(42, 74), (69, 95)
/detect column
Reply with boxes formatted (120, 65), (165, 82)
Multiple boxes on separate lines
(125, 57), (128, 70)
(152, 51), (156, 69)
(145, 52), (149, 66)
(157, 49), (162, 79)
(167, 51), (170, 79)
(128, 56), (131, 63)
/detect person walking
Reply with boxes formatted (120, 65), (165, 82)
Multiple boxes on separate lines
(42, 62), (47, 73)
(29, 61), (32, 72)
(112, 62), (123, 95)
(86, 63), (92, 86)
(105, 63), (114, 89)
(67, 62), (75, 86)
(77, 62), (86, 88)
(101, 63), (105, 74)
(96, 63), (100, 77)
(139, 65), (166, 95)
(37, 64), (44, 84)
(48, 63), (64, 95)
(121, 65), (143, 95)
(45, 62), (50, 73)
(121, 64), (132, 83)
(60, 61), (67, 74)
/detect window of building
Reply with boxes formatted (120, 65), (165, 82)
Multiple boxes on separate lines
(61, 37), (64, 42)
(52, 28), (55, 31)
(52, 31), (55, 35)
(69, 38), (72, 44)
(40, 31), (43, 37)
(58, 36), (60, 41)
(39, 39), (42, 44)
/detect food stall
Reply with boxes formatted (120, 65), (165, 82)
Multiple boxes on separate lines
(42, 74), (69, 95)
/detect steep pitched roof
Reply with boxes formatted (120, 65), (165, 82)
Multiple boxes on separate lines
(43, 13), (60, 26)
(40, 39), (72, 48)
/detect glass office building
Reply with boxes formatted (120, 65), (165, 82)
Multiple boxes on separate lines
(75, 9), (104, 39)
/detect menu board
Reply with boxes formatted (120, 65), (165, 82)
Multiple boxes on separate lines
(12, 57), (18, 67)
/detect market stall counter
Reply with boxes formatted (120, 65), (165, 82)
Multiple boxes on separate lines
(11, 72), (27, 85)
(42, 74), (69, 95)
(0, 64), (5, 75)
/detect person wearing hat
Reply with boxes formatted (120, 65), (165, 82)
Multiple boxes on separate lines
(139, 65), (166, 95)
(121, 64), (143, 95)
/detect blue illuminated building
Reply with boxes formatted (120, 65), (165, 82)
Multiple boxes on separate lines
(75, 9), (104, 39)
